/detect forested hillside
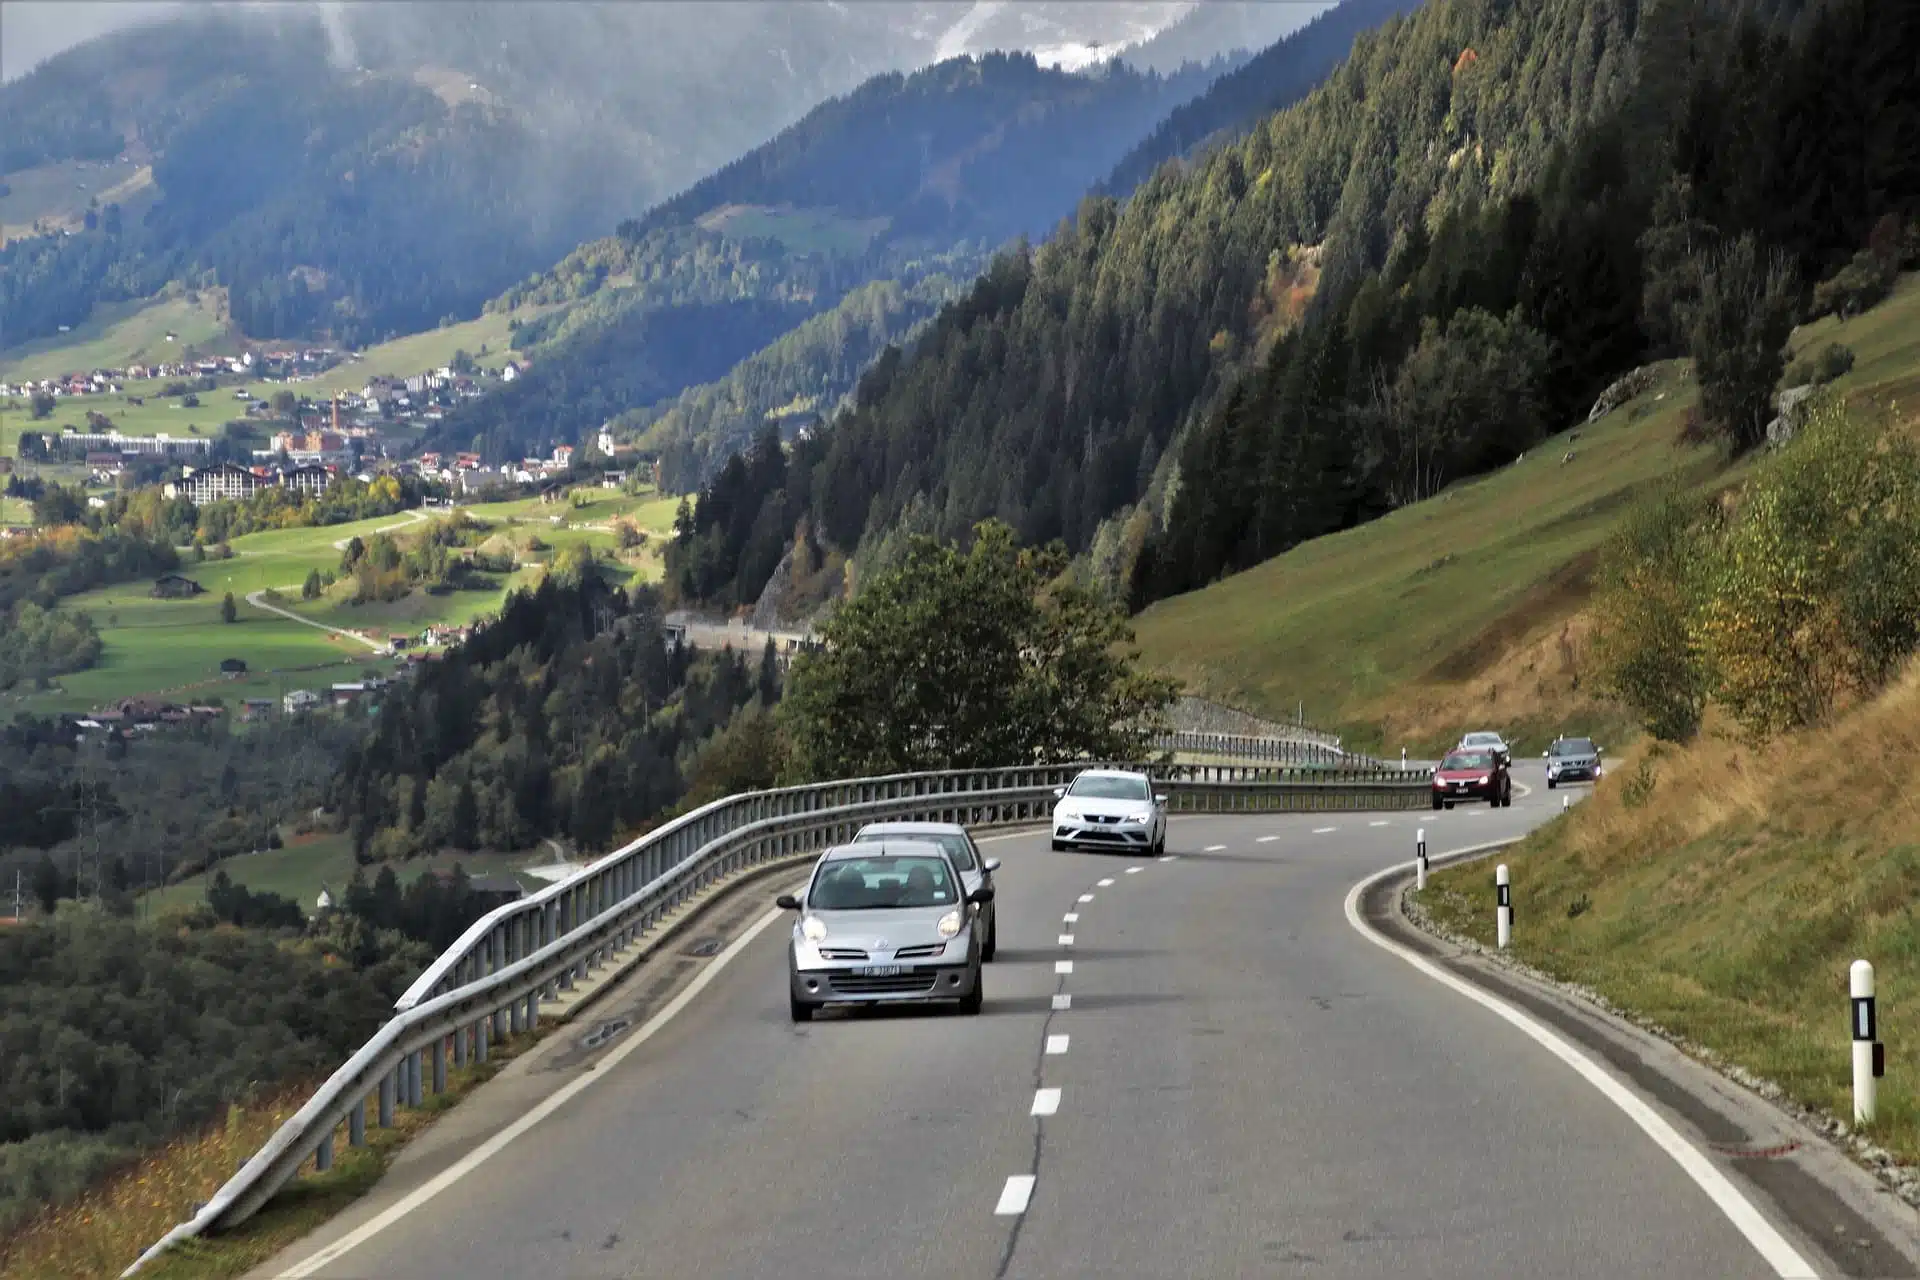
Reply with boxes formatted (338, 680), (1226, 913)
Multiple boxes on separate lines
(432, 53), (1226, 466)
(669, 0), (1918, 622)
(1098, 0), (1418, 197)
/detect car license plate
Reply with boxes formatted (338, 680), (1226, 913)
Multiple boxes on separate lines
(856, 964), (902, 977)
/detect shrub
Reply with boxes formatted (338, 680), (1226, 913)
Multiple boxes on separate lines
(1592, 488), (1714, 742)
(1783, 342), (1855, 387)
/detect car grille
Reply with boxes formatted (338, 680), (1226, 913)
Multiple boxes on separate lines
(893, 943), (946, 959)
(830, 973), (940, 995)
(1085, 814), (1119, 824)
(818, 947), (868, 960)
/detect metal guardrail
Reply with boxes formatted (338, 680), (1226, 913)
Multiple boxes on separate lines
(1153, 729), (1364, 765)
(125, 757), (1427, 1274)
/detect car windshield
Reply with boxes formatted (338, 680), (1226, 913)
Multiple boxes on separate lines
(1068, 775), (1150, 801)
(809, 855), (958, 910)
(1462, 733), (1502, 746)
(1442, 751), (1494, 770)
(853, 830), (975, 871)
(1553, 738), (1595, 755)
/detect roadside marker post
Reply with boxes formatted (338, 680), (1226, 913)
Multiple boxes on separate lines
(1415, 828), (1428, 891)
(1852, 959), (1883, 1125)
(1495, 863), (1512, 949)
(1563, 794), (1570, 813)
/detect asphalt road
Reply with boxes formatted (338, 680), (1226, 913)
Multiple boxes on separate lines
(262, 767), (1802, 1280)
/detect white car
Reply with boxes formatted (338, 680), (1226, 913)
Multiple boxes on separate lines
(1457, 730), (1511, 764)
(1050, 769), (1167, 856)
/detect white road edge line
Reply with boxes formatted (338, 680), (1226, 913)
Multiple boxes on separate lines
(273, 900), (794, 1277)
(1342, 853), (1818, 1280)
(995, 1175), (1036, 1215)
(1045, 1034), (1069, 1055)
(1031, 1088), (1062, 1117)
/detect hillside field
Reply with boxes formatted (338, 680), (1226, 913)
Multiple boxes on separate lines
(1134, 273), (1920, 756)
(0, 291), (233, 383)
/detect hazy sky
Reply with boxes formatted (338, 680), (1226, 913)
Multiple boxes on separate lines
(2, 1), (182, 81)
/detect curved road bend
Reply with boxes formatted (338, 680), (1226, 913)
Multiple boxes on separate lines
(253, 768), (1822, 1279)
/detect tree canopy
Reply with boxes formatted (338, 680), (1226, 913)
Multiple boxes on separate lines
(782, 520), (1176, 777)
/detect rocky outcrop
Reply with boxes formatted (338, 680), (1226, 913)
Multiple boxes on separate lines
(748, 546), (797, 633)
(1587, 365), (1659, 423)
(1766, 383), (1817, 446)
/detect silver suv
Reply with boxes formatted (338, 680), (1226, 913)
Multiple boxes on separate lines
(1545, 735), (1602, 788)
(778, 840), (991, 1023)
(850, 821), (1000, 961)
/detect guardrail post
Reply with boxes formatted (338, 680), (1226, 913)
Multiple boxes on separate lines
(477, 1014), (491, 1064)
(433, 1038), (448, 1093)
(378, 1072), (395, 1128)
(408, 1049), (425, 1107)
(315, 1130), (333, 1172)
(490, 929), (508, 1041)
(349, 1093), (366, 1147)
(1495, 863), (1512, 949)
(1852, 959), (1881, 1125)
(454, 1019), (469, 1067)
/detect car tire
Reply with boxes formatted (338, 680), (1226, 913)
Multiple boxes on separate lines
(1503, 787), (1514, 808)
(982, 916), (997, 963)
(958, 973), (983, 1016)
(1547, 777), (1557, 789)
(1431, 795), (1442, 810)
(789, 996), (812, 1024)
(1444, 801), (1454, 810)
(1050, 839), (1065, 852)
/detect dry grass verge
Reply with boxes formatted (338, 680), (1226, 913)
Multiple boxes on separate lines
(1424, 658), (1920, 1167)
(0, 1054), (513, 1280)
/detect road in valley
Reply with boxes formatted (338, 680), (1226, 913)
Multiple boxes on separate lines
(247, 764), (1880, 1280)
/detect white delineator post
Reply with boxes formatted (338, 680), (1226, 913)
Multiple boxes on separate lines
(1401, 747), (1408, 772)
(1495, 863), (1512, 949)
(1415, 827), (1428, 891)
(1851, 959), (1881, 1125)
(1563, 794), (1570, 813)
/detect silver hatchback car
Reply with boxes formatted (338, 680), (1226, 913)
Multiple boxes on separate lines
(850, 821), (1001, 961)
(778, 840), (992, 1023)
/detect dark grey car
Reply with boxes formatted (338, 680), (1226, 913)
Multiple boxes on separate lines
(1545, 735), (1602, 787)
(850, 821), (1000, 960)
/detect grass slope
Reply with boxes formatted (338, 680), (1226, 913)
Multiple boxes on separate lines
(1422, 661), (1920, 1163)
(0, 291), (232, 383)
(1134, 274), (1920, 755)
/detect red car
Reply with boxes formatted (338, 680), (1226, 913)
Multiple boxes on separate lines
(1431, 747), (1512, 809)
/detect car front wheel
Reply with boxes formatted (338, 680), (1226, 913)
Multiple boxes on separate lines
(789, 995), (813, 1023)
(982, 914), (997, 962)
(1431, 795), (1443, 810)
(958, 971), (983, 1016)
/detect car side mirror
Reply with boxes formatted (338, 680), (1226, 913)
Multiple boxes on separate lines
(775, 894), (801, 910)
(1154, 793), (1168, 805)
(983, 857), (1001, 873)
(1052, 786), (1066, 799)
(1542, 751), (1549, 758)
(968, 887), (995, 905)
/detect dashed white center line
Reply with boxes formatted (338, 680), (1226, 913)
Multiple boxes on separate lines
(1045, 1034), (1070, 1055)
(1052, 993), (1072, 1010)
(1097, 877), (1115, 887)
(1159, 854), (1178, 862)
(1078, 893), (1095, 903)
(1055, 960), (1074, 975)
(1125, 866), (1142, 875)
(1370, 820), (1391, 827)
(1204, 844), (1226, 852)
(1257, 835), (1280, 843)
(1058, 934), (1075, 946)
(1063, 912), (1079, 924)
(995, 1175), (1036, 1215)
(1031, 1088), (1062, 1117)
(1313, 826), (1337, 834)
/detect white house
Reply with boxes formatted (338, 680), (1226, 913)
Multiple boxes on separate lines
(283, 689), (321, 714)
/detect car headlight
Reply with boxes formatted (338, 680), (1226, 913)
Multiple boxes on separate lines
(1475, 775), (1490, 785)
(937, 910), (962, 938)
(800, 915), (828, 943)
